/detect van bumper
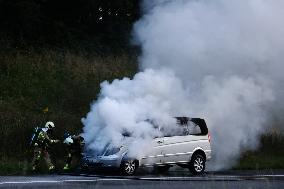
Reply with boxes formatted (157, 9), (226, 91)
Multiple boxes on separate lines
(81, 155), (122, 168)
(205, 150), (212, 161)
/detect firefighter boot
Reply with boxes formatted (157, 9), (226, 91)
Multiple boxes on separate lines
(48, 165), (56, 173)
(32, 165), (37, 172)
(63, 164), (70, 171)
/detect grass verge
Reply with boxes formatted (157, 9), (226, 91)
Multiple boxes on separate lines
(234, 132), (284, 170)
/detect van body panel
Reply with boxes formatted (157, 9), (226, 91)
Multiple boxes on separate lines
(162, 135), (209, 164)
(139, 137), (164, 166)
(82, 117), (212, 174)
(139, 134), (211, 166)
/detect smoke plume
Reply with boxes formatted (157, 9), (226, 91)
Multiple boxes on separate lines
(83, 0), (284, 169)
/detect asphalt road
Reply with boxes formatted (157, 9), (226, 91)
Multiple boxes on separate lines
(1, 170), (284, 189)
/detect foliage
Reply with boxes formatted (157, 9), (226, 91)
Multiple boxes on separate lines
(0, 0), (140, 174)
(0, 48), (138, 163)
(234, 132), (284, 170)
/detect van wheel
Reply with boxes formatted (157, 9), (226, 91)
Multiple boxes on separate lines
(154, 165), (170, 173)
(120, 159), (138, 175)
(189, 154), (205, 175)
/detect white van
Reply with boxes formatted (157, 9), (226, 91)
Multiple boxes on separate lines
(82, 117), (211, 175)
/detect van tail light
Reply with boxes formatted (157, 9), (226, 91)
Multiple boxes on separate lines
(208, 132), (211, 143)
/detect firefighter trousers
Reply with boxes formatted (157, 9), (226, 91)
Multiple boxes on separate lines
(32, 146), (54, 170)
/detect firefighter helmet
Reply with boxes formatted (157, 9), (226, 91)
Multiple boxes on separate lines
(63, 133), (73, 145)
(45, 121), (55, 129)
(63, 132), (71, 140)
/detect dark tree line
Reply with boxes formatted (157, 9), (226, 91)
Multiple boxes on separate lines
(0, 0), (141, 51)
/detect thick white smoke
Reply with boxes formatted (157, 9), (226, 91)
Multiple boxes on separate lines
(83, 0), (284, 169)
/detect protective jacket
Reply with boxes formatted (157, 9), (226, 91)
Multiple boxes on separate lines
(34, 128), (57, 149)
(31, 127), (58, 171)
(63, 135), (84, 170)
(64, 135), (84, 153)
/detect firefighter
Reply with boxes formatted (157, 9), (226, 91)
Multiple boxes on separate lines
(30, 121), (60, 172)
(62, 132), (84, 171)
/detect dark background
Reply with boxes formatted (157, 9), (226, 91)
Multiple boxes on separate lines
(0, 0), (283, 175)
(0, 0), (140, 174)
(0, 0), (140, 52)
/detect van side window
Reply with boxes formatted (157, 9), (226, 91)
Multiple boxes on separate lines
(188, 122), (202, 135)
(153, 117), (209, 137)
(178, 123), (202, 136)
(162, 125), (190, 137)
(175, 117), (207, 136)
(177, 125), (190, 136)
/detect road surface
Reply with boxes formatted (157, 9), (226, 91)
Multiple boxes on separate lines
(1, 170), (284, 189)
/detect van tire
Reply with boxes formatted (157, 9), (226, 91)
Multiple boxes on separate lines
(120, 159), (138, 175)
(189, 154), (205, 175)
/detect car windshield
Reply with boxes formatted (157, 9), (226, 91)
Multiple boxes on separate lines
(103, 147), (120, 156)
